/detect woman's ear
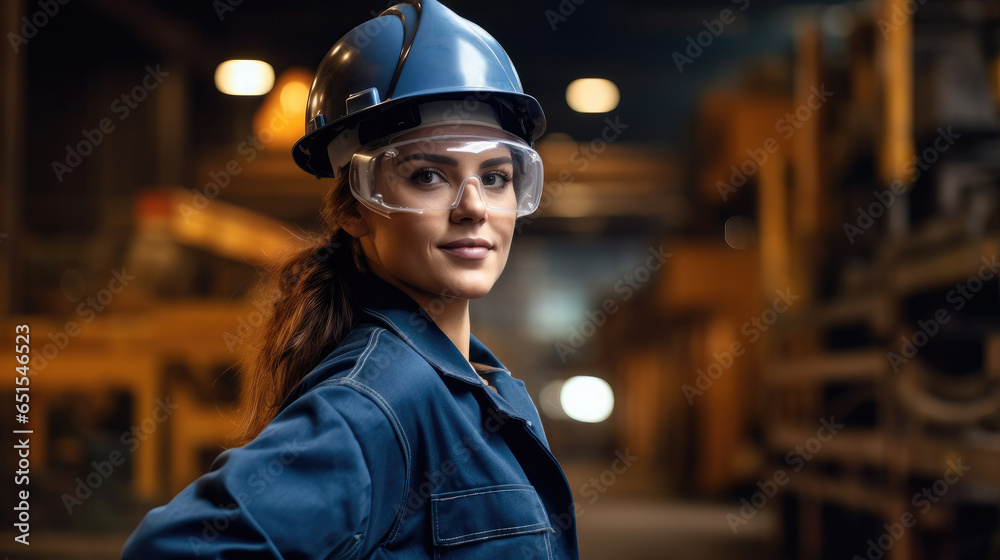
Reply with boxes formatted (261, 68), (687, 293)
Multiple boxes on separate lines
(340, 210), (371, 239)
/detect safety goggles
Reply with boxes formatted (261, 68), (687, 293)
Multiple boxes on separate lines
(349, 134), (544, 217)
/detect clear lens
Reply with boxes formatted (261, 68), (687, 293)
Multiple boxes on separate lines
(350, 135), (543, 216)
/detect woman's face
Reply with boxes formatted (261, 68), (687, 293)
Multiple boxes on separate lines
(348, 124), (520, 308)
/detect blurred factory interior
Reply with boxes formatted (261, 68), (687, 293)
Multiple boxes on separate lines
(2, 0), (1000, 558)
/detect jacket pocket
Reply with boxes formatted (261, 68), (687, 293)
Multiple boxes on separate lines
(431, 483), (555, 559)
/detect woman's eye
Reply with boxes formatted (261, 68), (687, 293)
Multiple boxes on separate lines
(482, 171), (511, 188)
(410, 170), (445, 185)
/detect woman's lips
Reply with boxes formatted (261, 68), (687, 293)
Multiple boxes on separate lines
(440, 238), (493, 260)
(440, 246), (490, 259)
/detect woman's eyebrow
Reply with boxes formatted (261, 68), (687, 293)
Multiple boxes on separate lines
(396, 152), (456, 166)
(479, 156), (513, 168)
(395, 153), (513, 168)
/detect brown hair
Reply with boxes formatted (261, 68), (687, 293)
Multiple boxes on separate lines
(231, 173), (366, 446)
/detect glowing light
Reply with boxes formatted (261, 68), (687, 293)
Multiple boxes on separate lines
(252, 68), (311, 147)
(215, 60), (275, 96)
(566, 78), (620, 113)
(279, 81), (309, 113)
(560, 376), (614, 423)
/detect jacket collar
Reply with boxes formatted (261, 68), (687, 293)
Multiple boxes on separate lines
(281, 272), (542, 436)
(353, 273), (548, 437)
(355, 273), (508, 387)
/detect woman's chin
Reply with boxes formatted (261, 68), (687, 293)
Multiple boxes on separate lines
(434, 275), (497, 301)
(441, 283), (492, 301)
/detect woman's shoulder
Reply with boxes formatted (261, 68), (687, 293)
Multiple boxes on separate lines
(283, 323), (436, 412)
(257, 324), (418, 466)
(317, 323), (433, 381)
(271, 323), (438, 464)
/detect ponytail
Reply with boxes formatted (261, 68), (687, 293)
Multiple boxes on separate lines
(232, 174), (365, 446)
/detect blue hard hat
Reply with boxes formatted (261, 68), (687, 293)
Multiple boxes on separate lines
(292, 0), (546, 178)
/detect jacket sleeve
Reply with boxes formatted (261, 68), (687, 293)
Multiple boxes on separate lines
(121, 382), (406, 560)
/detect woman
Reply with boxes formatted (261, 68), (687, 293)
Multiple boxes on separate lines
(121, 1), (579, 558)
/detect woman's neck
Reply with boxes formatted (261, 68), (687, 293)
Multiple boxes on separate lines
(372, 273), (472, 360)
(412, 292), (471, 360)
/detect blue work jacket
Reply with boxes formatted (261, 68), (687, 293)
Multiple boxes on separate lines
(121, 275), (579, 559)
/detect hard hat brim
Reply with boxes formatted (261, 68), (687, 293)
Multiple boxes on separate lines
(292, 89), (545, 179)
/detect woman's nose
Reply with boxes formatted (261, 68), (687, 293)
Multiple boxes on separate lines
(451, 175), (489, 222)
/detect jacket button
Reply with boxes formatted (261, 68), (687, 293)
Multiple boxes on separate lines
(526, 421), (533, 427)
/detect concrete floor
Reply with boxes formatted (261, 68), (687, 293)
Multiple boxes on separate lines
(576, 499), (776, 560)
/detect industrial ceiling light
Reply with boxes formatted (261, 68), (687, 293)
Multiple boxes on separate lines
(566, 78), (620, 113)
(560, 375), (614, 423)
(215, 60), (275, 96)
